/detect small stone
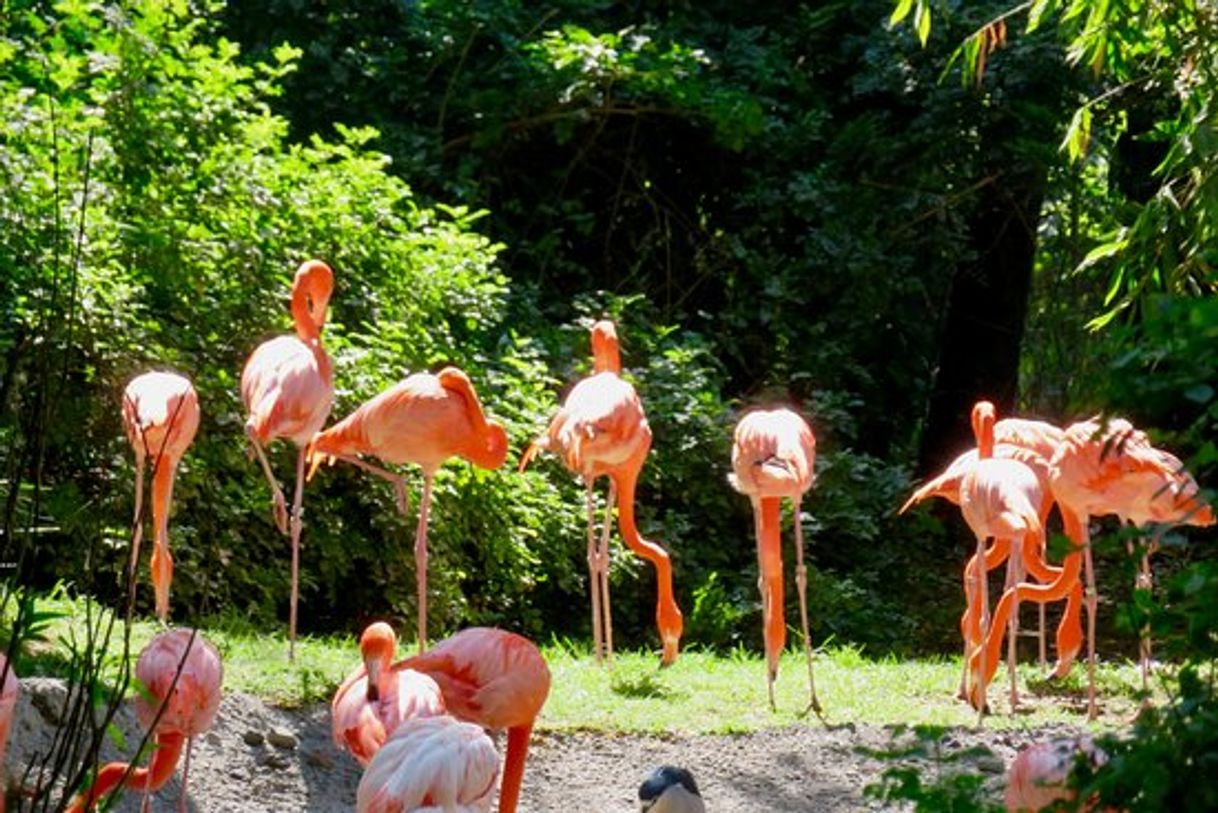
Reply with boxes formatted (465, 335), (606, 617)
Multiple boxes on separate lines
(243, 730), (265, 747)
(304, 749), (333, 768)
(267, 728), (298, 750)
(262, 752), (292, 770)
(976, 754), (1006, 774)
(25, 678), (70, 725)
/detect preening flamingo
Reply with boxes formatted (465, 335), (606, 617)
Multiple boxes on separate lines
(122, 371), (200, 621)
(357, 715), (500, 813)
(67, 629), (222, 813)
(307, 367), (508, 652)
(392, 627), (550, 813)
(241, 259), (335, 660)
(332, 622), (447, 765)
(1005, 735), (1107, 812)
(958, 402), (1044, 718)
(639, 766), (705, 813)
(1, 654), (19, 813)
(728, 407), (822, 714)
(520, 320), (684, 667)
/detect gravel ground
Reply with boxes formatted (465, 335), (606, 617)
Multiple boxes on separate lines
(7, 678), (1080, 811)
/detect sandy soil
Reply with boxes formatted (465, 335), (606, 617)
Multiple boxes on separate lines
(7, 678), (1078, 811)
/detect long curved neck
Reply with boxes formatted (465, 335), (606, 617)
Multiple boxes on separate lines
(151, 455), (178, 554)
(290, 281), (322, 343)
(66, 731), (184, 813)
(592, 342), (620, 374)
(757, 497), (785, 673)
(496, 723), (533, 813)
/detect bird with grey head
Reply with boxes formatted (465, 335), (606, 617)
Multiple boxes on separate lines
(639, 766), (705, 813)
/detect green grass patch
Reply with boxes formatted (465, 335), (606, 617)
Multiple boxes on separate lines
(9, 589), (1152, 734)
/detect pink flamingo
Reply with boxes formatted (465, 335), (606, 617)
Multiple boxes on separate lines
(728, 407), (821, 714)
(67, 629), (223, 813)
(958, 402), (1045, 718)
(1, 653), (19, 813)
(520, 320), (684, 667)
(241, 259), (335, 659)
(1005, 735), (1107, 812)
(307, 367), (508, 652)
(332, 622), (446, 765)
(357, 715), (500, 813)
(121, 371), (200, 621)
(392, 627), (550, 813)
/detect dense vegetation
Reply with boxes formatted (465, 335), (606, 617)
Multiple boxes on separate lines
(2, 0), (1214, 670)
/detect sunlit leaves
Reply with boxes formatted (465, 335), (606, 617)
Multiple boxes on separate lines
(1060, 103), (1092, 161)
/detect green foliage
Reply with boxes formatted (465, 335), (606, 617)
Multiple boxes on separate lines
(863, 725), (1005, 812)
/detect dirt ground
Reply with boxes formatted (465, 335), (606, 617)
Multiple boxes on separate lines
(8, 678), (1081, 811)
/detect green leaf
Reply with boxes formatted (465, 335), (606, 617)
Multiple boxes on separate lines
(1060, 105), (1092, 161)
(1027, 0), (1055, 33)
(889, 0), (914, 27)
(915, 3), (932, 46)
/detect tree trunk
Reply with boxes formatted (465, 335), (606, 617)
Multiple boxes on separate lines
(916, 165), (1046, 478)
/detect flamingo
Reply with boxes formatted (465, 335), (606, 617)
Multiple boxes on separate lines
(1, 653), (19, 813)
(520, 320), (684, 667)
(357, 715), (500, 813)
(969, 416), (1208, 718)
(639, 766), (705, 813)
(332, 622), (447, 765)
(307, 367), (508, 651)
(392, 627), (550, 813)
(67, 629), (222, 813)
(241, 259), (335, 660)
(1005, 735), (1107, 812)
(121, 371), (200, 621)
(958, 402), (1045, 718)
(728, 407), (821, 714)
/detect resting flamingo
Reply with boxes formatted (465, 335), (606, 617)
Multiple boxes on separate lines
(520, 320), (684, 666)
(957, 402), (1045, 718)
(332, 622), (447, 765)
(728, 407), (821, 714)
(67, 629), (222, 813)
(121, 371), (200, 621)
(1, 653), (19, 813)
(241, 259), (335, 660)
(357, 715), (500, 813)
(1005, 735), (1106, 812)
(307, 367), (508, 652)
(392, 627), (550, 813)
(970, 416), (1210, 718)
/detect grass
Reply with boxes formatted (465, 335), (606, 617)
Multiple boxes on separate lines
(9, 588), (1154, 736)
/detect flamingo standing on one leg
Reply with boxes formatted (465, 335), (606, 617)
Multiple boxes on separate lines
(520, 320), (684, 667)
(392, 627), (550, 813)
(121, 371), (200, 621)
(728, 407), (822, 715)
(307, 367), (508, 652)
(67, 629), (222, 813)
(241, 259), (335, 660)
(1, 653), (19, 813)
(959, 402), (1045, 719)
(332, 622), (447, 765)
(357, 715), (501, 813)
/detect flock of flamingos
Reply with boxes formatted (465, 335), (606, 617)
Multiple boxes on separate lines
(0, 258), (1214, 812)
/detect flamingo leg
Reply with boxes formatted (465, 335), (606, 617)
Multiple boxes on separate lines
(129, 455), (145, 611)
(598, 479), (616, 666)
(288, 447), (306, 662)
(1136, 532), (1160, 694)
(1005, 538), (1023, 709)
(319, 453), (410, 516)
(1038, 602), (1047, 669)
(1082, 523), (1098, 720)
(585, 484), (604, 666)
(249, 434), (289, 536)
(974, 534), (989, 726)
(792, 497), (822, 717)
(178, 735), (194, 813)
(414, 473), (434, 654)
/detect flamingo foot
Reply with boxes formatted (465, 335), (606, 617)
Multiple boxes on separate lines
(272, 490), (289, 536)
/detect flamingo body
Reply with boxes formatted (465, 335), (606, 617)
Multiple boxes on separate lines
(1005, 736), (1106, 812)
(122, 371), (200, 621)
(394, 627), (550, 813)
(357, 715), (500, 813)
(332, 623), (447, 766)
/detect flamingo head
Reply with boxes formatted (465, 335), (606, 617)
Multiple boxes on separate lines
(639, 765), (704, 813)
(291, 259), (334, 338)
(971, 400), (996, 458)
(658, 608), (684, 668)
(590, 320), (621, 374)
(360, 622), (397, 702)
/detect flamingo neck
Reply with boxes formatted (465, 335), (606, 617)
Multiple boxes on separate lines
(290, 282), (321, 343)
(757, 497), (786, 674)
(66, 731), (184, 813)
(496, 724), (533, 813)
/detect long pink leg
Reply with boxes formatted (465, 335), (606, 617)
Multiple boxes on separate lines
(288, 448), (306, 662)
(248, 433), (288, 535)
(974, 534), (989, 726)
(414, 473), (434, 654)
(585, 484), (604, 665)
(324, 453), (410, 516)
(1083, 520), (1098, 720)
(793, 497), (822, 716)
(178, 735), (194, 813)
(598, 479), (617, 666)
(1005, 540), (1024, 709)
